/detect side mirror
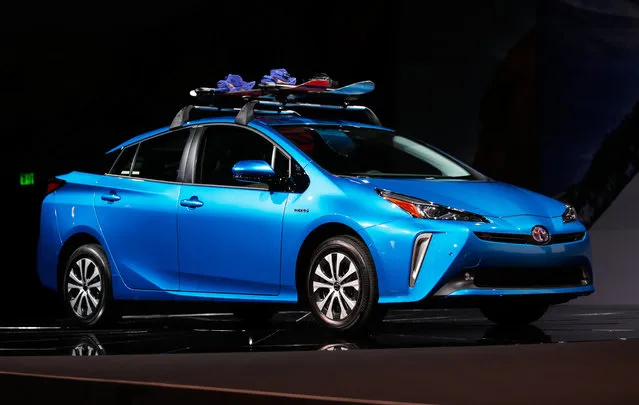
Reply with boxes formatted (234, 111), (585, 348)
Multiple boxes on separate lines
(232, 160), (276, 183)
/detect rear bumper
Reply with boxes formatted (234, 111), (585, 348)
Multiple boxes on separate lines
(364, 215), (594, 305)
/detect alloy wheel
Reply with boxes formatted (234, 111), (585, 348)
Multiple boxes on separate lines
(311, 251), (361, 322)
(66, 258), (104, 319)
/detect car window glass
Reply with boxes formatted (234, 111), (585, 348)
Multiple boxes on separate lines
(196, 126), (279, 187)
(273, 148), (290, 178)
(275, 126), (476, 179)
(131, 129), (190, 182)
(109, 145), (137, 176)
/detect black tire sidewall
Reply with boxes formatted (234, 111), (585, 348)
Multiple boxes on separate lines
(62, 244), (113, 327)
(306, 236), (377, 331)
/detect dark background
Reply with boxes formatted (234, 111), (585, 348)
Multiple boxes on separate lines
(1, 0), (638, 319)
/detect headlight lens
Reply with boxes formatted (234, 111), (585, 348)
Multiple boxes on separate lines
(562, 204), (578, 223)
(377, 189), (488, 222)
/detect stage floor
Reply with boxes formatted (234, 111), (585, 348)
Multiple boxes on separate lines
(0, 305), (638, 404)
(0, 305), (637, 355)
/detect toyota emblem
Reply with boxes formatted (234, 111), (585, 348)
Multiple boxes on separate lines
(531, 225), (550, 244)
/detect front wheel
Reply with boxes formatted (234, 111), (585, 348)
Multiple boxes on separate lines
(62, 244), (116, 328)
(480, 300), (549, 326)
(306, 235), (379, 334)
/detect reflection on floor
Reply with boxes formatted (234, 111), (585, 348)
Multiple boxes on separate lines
(0, 305), (637, 356)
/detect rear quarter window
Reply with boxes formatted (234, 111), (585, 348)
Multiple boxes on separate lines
(109, 146), (137, 176)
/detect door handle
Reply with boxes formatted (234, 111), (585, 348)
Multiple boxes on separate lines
(180, 196), (204, 208)
(101, 191), (121, 202)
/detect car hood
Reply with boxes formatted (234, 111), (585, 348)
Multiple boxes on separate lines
(349, 177), (566, 218)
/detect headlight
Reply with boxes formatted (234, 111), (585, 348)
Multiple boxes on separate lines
(562, 204), (578, 223)
(377, 189), (488, 222)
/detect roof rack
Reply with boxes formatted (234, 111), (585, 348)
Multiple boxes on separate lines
(169, 105), (300, 129)
(170, 79), (381, 129)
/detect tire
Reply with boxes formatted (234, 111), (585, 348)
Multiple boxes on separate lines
(306, 235), (379, 334)
(62, 244), (116, 328)
(480, 300), (549, 326)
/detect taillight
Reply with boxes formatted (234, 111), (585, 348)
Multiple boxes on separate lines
(46, 178), (66, 195)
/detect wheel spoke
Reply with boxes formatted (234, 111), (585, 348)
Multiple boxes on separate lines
(86, 265), (99, 284)
(326, 293), (338, 320)
(341, 279), (360, 291)
(70, 291), (83, 315)
(335, 292), (349, 320)
(86, 290), (99, 311)
(67, 283), (81, 292)
(69, 271), (82, 286)
(314, 264), (334, 283)
(339, 289), (357, 310)
(334, 253), (346, 279)
(81, 293), (92, 316)
(312, 281), (332, 292)
(326, 254), (336, 281)
(339, 263), (357, 282)
(80, 259), (88, 282)
(316, 290), (334, 311)
(87, 280), (102, 290)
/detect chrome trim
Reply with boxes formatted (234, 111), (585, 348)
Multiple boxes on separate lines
(409, 233), (432, 288)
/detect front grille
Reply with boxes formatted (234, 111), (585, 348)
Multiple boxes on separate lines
(474, 232), (585, 245)
(472, 266), (587, 288)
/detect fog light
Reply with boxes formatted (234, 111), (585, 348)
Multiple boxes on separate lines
(409, 233), (432, 287)
(581, 269), (589, 285)
(464, 272), (474, 281)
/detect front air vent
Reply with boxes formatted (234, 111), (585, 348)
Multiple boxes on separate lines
(409, 233), (432, 288)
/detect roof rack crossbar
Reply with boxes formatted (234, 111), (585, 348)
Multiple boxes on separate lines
(170, 104), (301, 129)
(233, 100), (382, 126)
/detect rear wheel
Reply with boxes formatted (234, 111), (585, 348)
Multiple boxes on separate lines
(306, 235), (379, 334)
(480, 300), (549, 326)
(62, 244), (116, 328)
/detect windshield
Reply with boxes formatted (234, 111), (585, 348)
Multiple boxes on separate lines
(274, 126), (481, 179)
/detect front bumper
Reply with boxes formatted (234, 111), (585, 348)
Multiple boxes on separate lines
(364, 214), (594, 304)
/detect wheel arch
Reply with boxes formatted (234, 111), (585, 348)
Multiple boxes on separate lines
(294, 222), (374, 306)
(57, 232), (103, 292)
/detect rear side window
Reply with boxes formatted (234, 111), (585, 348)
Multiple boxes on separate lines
(109, 146), (137, 176)
(131, 129), (190, 182)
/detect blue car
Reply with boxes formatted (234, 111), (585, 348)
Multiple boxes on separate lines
(37, 82), (594, 332)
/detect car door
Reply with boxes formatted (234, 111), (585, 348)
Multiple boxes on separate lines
(177, 124), (290, 295)
(94, 128), (192, 291)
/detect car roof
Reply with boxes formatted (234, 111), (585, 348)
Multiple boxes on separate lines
(106, 115), (390, 154)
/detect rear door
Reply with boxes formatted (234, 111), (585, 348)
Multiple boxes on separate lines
(94, 128), (192, 291)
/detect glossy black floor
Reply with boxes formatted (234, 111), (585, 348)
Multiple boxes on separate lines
(0, 304), (637, 356)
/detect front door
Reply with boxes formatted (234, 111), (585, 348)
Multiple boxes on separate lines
(177, 125), (290, 294)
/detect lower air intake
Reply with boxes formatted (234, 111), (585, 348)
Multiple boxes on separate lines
(472, 266), (588, 288)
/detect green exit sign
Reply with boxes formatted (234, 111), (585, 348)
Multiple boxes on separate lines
(19, 172), (35, 186)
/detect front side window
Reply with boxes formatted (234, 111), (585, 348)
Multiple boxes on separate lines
(196, 125), (289, 187)
(275, 126), (480, 179)
(130, 129), (190, 182)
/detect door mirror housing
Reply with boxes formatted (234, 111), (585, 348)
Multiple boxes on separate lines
(232, 160), (276, 184)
